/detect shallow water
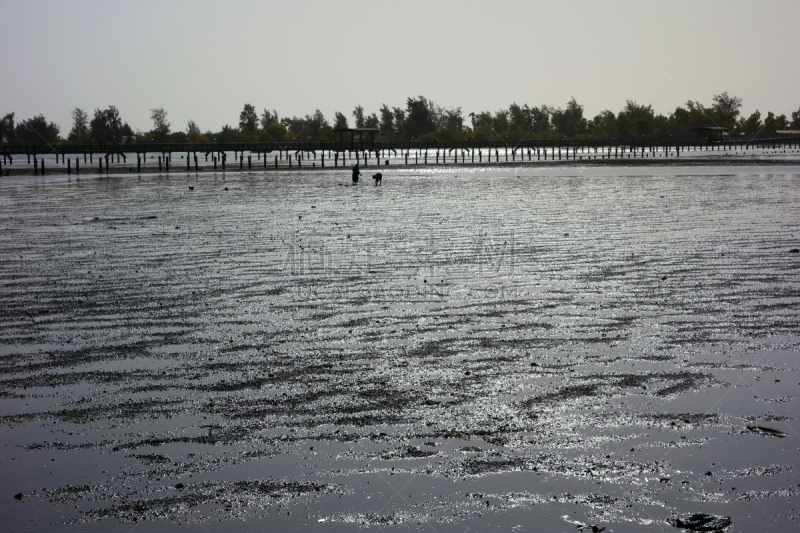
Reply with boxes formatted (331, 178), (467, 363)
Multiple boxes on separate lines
(1, 165), (799, 532)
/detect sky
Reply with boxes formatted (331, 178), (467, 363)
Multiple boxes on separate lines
(1, 0), (799, 135)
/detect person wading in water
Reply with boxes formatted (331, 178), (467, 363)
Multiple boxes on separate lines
(352, 163), (361, 185)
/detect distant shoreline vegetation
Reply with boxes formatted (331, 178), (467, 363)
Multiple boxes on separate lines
(1, 94), (799, 147)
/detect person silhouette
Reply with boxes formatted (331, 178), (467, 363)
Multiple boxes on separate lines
(352, 163), (361, 185)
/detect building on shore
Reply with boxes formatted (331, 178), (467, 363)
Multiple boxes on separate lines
(659, 125), (728, 140)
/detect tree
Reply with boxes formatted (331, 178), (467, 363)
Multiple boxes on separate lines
(671, 105), (694, 126)
(150, 107), (170, 140)
(186, 119), (200, 136)
(428, 102), (445, 130)
(617, 100), (656, 137)
(440, 107), (463, 131)
(676, 100), (709, 126)
(301, 109), (329, 141)
(15, 115), (61, 145)
(218, 124), (241, 142)
(763, 112), (777, 133)
(0, 112), (15, 144)
(492, 109), (509, 133)
(740, 110), (762, 136)
(469, 111), (493, 130)
(169, 131), (188, 143)
(392, 107), (406, 134)
(589, 110), (617, 138)
(262, 123), (287, 142)
(506, 103), (551, 134)
(529, 105), (552, 134)
(69, 108), (89, 140)
(508, 103), (529, 130)
(404, 96), (436, 139)
(260, 109), (279, 129)
(379, 104), (394, 135)
(90, 106), (131, 144)
(792, 107), (800, 130)
(364, 112), (379, 129)
(186, 120), (201, 141)
(428, 107), (465, 141)
(352, 105), (365, 128)
(333, 111), (348, 130)
(670, 96), (740, 128)
(710, 92), (742, 128)
(280, 116), (307, 140)
(239, 103), (258, 133)
(551, 97), (586, 137)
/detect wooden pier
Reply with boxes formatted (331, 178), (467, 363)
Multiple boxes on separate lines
(1, 134), (799, 176)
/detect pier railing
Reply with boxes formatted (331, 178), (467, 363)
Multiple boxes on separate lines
(2, 134), (799, 158)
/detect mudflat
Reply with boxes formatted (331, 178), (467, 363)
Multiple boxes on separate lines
(1, 165), (798, 532)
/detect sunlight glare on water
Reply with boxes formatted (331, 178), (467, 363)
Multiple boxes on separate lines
(0, 164), (799, 532)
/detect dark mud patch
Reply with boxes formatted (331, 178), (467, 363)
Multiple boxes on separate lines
(1, 397), (184, 425)
(517, 371), (719, 410)
(37, 480), (341, 524)
(381, 445), (439, 460)
(643, 412), (721, 429)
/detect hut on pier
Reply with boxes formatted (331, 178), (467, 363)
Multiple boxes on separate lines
(659, 125), (727, 140)
(333, 127), (380, 151)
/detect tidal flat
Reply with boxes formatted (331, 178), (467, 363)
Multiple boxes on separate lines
(1, 165), (799, 532)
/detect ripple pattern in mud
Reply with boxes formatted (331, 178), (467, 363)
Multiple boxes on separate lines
(1, 167), (799, 531)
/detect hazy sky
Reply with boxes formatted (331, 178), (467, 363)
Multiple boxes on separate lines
(2, 0), (798, 134)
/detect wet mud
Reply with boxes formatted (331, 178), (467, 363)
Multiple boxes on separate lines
(1, 165), (799, 531)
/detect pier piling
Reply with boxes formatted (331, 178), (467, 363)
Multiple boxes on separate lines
(0, 135), (798, 176)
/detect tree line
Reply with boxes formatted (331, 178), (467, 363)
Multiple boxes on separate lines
(2, 94), (799, 146)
